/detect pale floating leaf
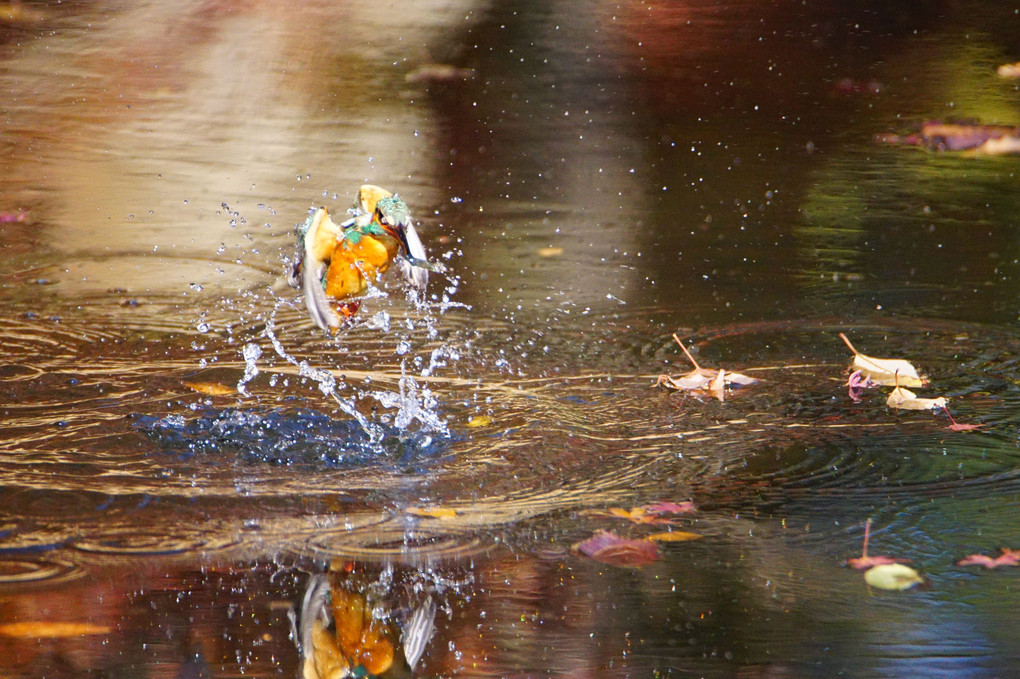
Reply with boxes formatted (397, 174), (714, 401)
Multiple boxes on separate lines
(887, 385), (947, 411)
(656, 372), (713, 391)
(708, 369), (727, 401)
(466, 415), (492, 428)
(863, 563), (924, 590)
(838, 333), (924, 387)
(997, 62), (1020, 78)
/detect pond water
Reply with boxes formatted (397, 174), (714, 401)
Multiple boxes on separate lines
(1, 1), (1019, 677)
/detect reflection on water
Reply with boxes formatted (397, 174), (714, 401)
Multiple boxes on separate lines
(1, 0), (1020, 677)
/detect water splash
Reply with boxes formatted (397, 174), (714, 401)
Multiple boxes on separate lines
(264, 308), (383, 443)
(237, 342), (262, 396)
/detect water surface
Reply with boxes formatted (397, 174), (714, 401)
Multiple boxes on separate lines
(1, 1), (1019, 677)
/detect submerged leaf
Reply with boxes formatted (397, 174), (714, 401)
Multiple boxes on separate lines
(864, 563), (924, 590)
(572, 530), (660, 567)
(838, 333), (924, 387)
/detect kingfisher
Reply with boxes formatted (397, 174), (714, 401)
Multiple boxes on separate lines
(291, 185), (433, 331)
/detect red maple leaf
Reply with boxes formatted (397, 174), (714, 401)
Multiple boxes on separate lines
(957, 549), (1020, 569)
(844, 519), (909, 570)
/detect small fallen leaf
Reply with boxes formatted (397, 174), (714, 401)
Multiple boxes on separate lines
(405, 64), (475, 83)
(845, 519), (910, 570)
(957, 549), (1020, 569)
(595, 507), (671, 525)
(838, 333), (924, 387)
(572, 530), (660, 567)
(466, 415), (492, 428)
(536, 247), (564, 258)
(708, 369), (727, 402)
(644, 501), (697, 515)
(645, 531), (702, 542)
(655, 335), (758, 395)
(864, 563), (924, 590)
(595, 501), (697, 524)
(183, 381), (236, 396)
(940, 406), (983, 431)
(406, 506), (460, 519)
(886, 385), (947, 411)
(875, 122), (1020, 153)
(995, 62), (1020, 77)
(0, 211), (29, 223)
(0, 621), (111, 638)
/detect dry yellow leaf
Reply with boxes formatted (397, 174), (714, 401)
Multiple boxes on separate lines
(863, 563), (924, 590)
(645, 531), (703, 542)
(406, 506), (460, 519)
(886, 385), (947, 411)
(838, 333), (924, 387)
(537, 247), (564, 257)
(0, 621), (111, 638)
(466, 415), (492, 428)
(183, 381), (235, 396)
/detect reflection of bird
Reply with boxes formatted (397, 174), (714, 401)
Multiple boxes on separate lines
(298, 572), (436, 679)
(291, 185), (431, 331)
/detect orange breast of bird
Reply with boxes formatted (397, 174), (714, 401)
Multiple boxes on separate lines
(323, 233), (392, 299)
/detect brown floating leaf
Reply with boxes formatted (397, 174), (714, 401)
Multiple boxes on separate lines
(406, 506), (460, 519)
(595, 501), (697, 524)
(864, 563), (924, 590)
(536, 247), (564, 258)
(644, 501), (697, 515)
(183, 381), (236, 396)
(466, 415), (492, 428)
(957, 549), (1020, 569)
(573, 530), (660, 567)
(645, 531), (703, 543)
(0, 621), (111, 638)
(838, 333), (924, 387)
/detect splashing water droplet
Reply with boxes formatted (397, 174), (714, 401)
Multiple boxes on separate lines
(237, 342), (262, 395)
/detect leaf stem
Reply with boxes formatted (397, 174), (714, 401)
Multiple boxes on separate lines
(671, 334), (701, 370)
(838, 332), (860, 356)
